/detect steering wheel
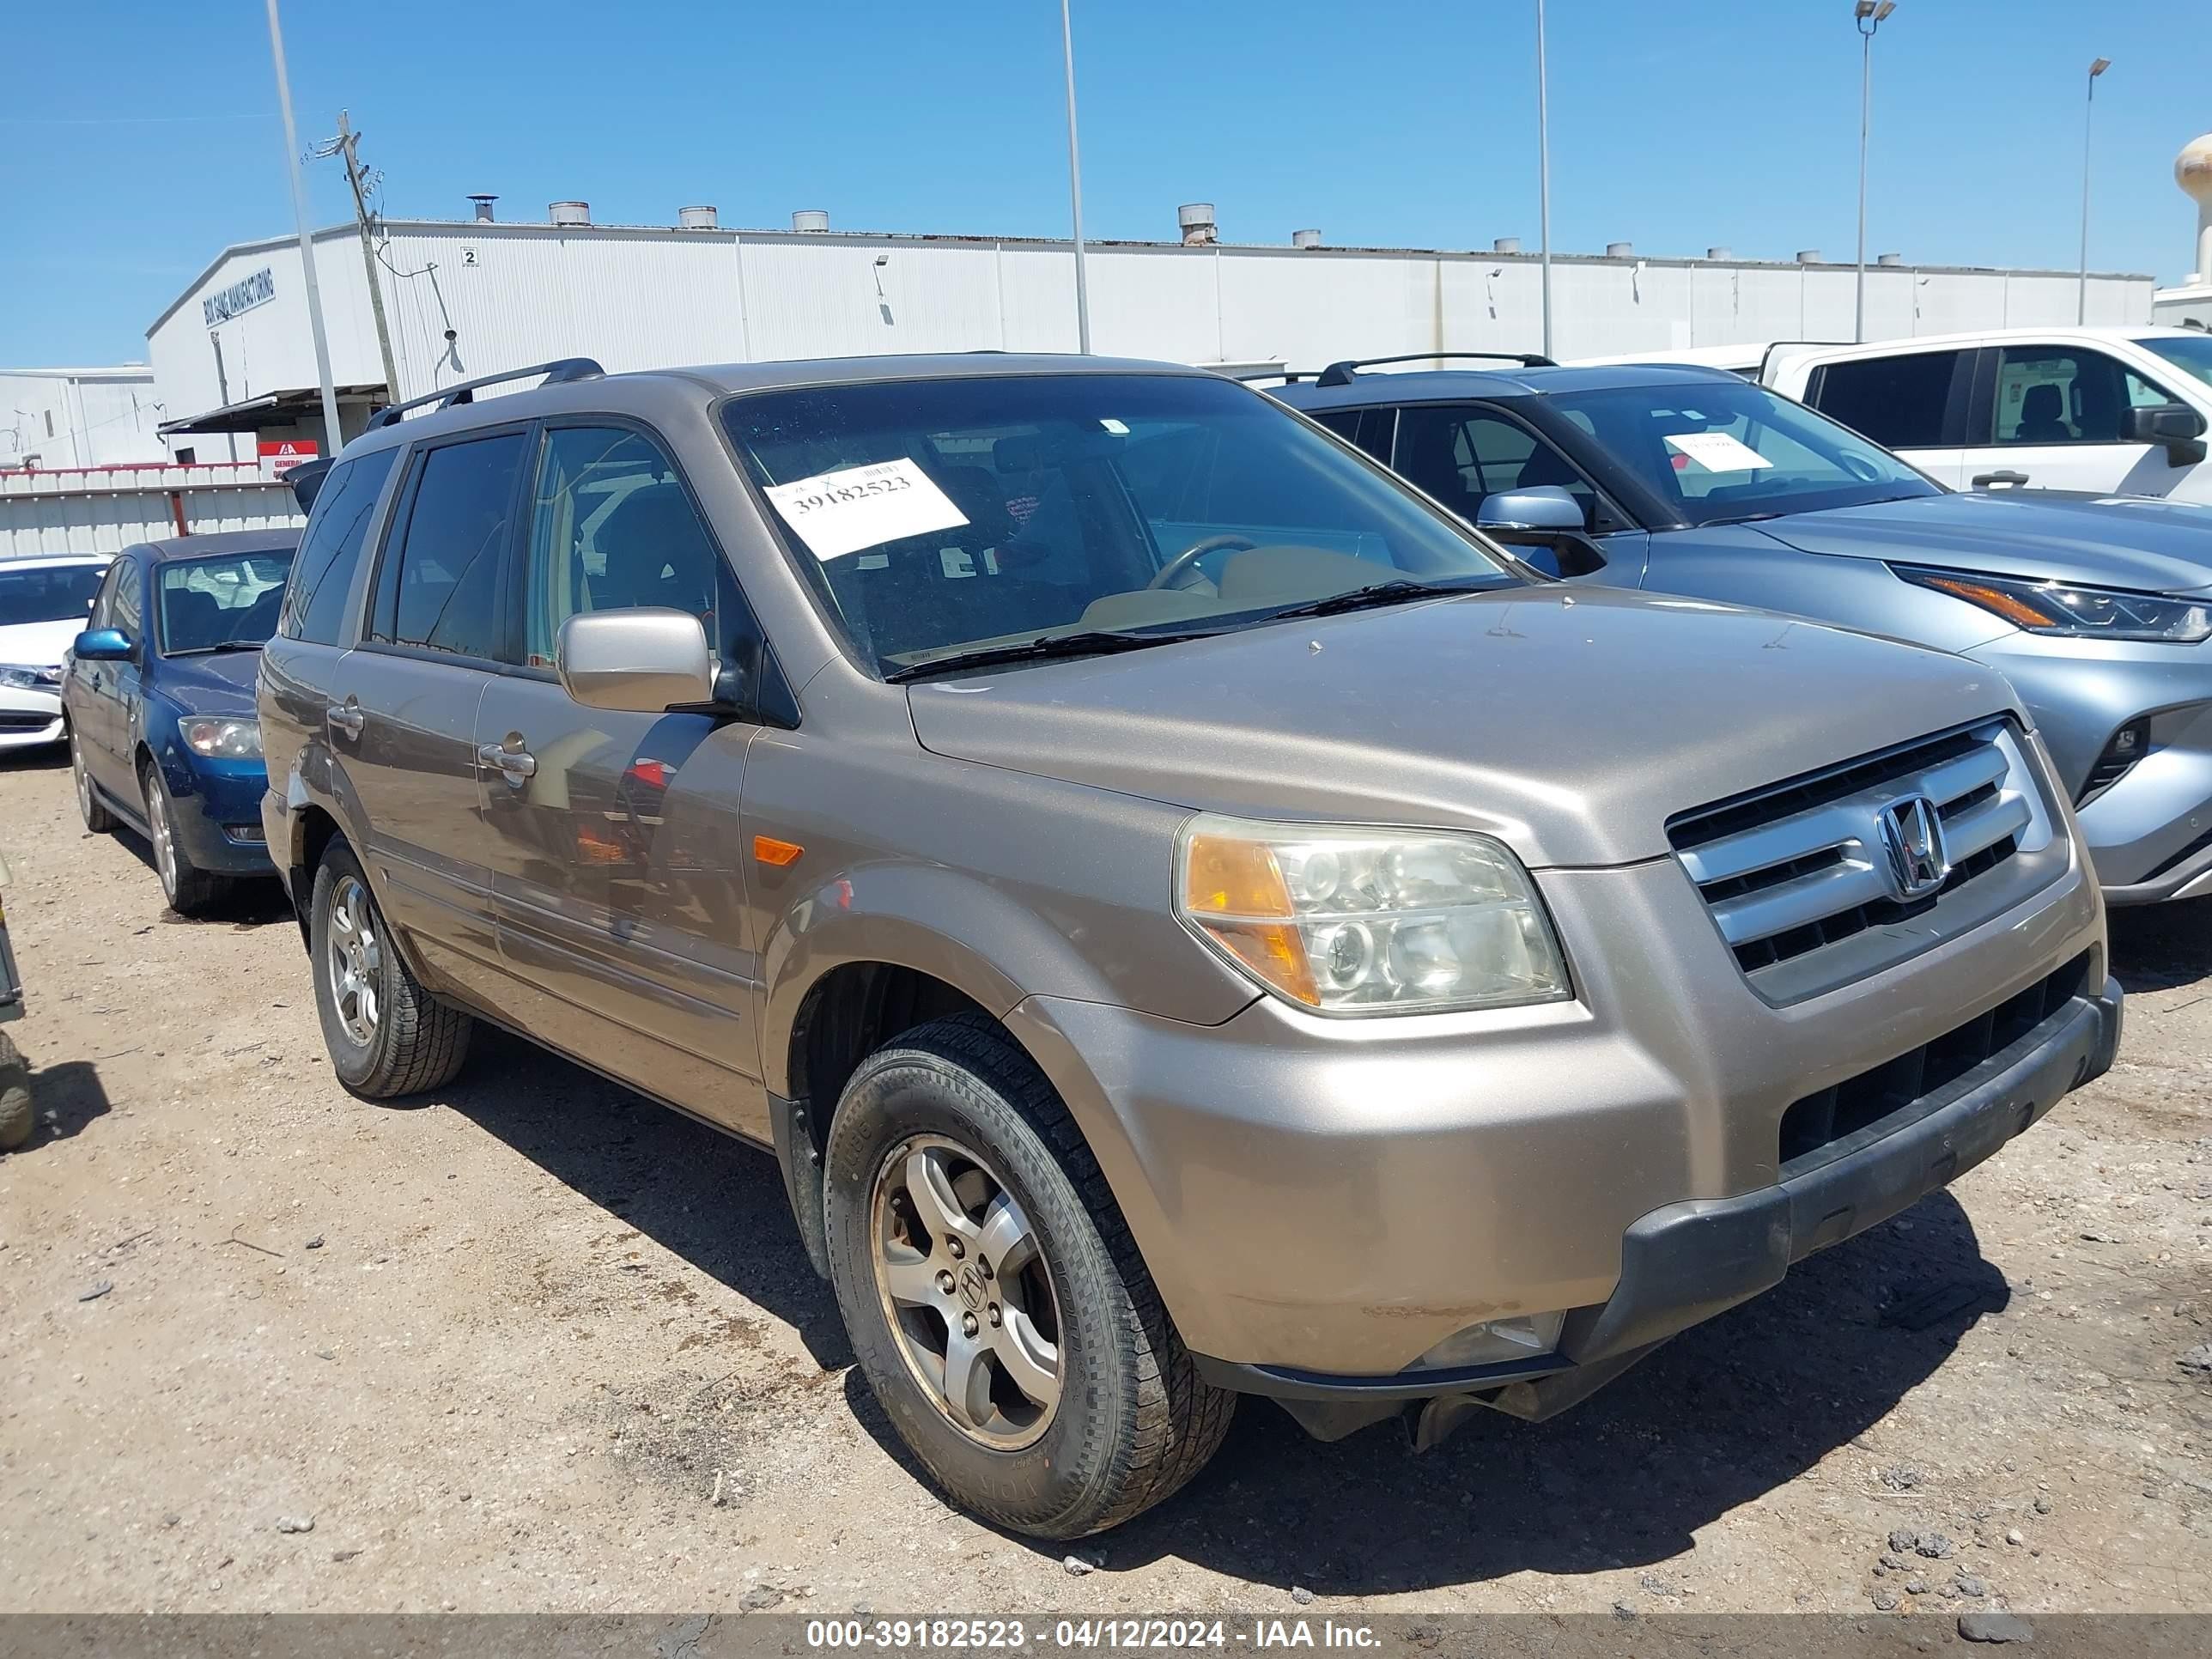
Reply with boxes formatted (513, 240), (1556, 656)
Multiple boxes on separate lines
(1147, 533), (1256, 592)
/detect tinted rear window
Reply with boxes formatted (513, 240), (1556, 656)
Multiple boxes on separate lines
(1807, 351), (1963, 449)
(372, 434), (527, 660)
(280, 448), (399, 645)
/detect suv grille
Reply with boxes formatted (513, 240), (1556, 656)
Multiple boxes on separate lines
(1669, 720), (2061, 1002)
(1778, 951), (2092, 1173)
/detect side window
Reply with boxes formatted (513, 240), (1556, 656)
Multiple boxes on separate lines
(522, 425), (793, 722)
(1391, 405), (1596, 527)
(1308, 409), (1363, 443)
(1990, 347), (2172, 446)
(1808, 350), (1963, 449)
(110, 559), (143, 639)
(279, 447), (399, 645)
(370, 431), (528, 660)
(86, 562), (123, 629)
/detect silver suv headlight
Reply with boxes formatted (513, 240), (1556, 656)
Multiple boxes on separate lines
(1893, 565), (2212, 642)
(1175, 815), (1570, 1015)
(178, 715), (261, 759)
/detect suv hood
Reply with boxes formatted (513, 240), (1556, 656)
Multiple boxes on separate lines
(156, 647), (262, 714)
(0, 617), (88, 671)
(1752, 490), (2212, 593)
(907, 587), (2017, 868)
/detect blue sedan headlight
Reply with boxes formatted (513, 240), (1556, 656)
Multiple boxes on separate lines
(178, 716), (262, 759)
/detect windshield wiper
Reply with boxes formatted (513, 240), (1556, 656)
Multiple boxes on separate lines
(1699, 509), (1790, 526)
(884, 628), (1215, 683)
(1258, 578), (1495, 622)
(168, 640), (265, 655)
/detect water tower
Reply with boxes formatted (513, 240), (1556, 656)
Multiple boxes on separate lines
(2180, 133), (2212, 283)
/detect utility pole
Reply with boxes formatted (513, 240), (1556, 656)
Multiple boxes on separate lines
(1535, 0), (1553, 359)
(328, 110), (401, 398)
(2078, 58), (2111, 325)
(264, 0), (341, 454)
(1060, 0), (1092, 353)
(1853, 1), (1897, 344)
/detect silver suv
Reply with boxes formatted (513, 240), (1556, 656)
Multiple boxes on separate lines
(261, 354), (2121, 1538)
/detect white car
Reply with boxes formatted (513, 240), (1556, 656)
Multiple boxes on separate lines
(1592, 328), (2212, 502)
(0, 555), (112, 753)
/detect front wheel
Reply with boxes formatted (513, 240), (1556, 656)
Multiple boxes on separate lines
(823, 1013), (1233, 1538)
(142, 760), (222, 916)
(309, 843), (472, 1098)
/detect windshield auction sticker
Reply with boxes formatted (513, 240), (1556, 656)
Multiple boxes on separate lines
(764, 459), (969, 561)
(1662, 430), (1774, 471)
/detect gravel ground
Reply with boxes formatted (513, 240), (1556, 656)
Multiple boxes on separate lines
(0, 750), (2205, 1617)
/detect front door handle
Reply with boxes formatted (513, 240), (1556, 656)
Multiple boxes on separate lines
(327, 699), (364, 738)
(1972, 470), (2031, 489)
(477, 741), (538, 785)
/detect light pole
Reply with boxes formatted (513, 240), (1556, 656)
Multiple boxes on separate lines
(2078, 58), (2112, 324)
(264, 0), (341, 456)
(1536, 0), (1553, 360)
(1853, 0), (1895, 344)
(1060, 0), (1092, 354)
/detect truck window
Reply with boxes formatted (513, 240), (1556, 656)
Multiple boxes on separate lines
(1808, 350), (1964, 449)
(1990, 347), (2173, 446)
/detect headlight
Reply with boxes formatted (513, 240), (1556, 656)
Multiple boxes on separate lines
(178, 716), (261, 759)
(1893, 565), (2212, 642)
(1175, 815), (1569, 1015)
(0, 664), (59, 691)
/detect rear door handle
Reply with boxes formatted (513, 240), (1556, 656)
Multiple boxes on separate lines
(477, 742), (538, 784)
(1972, 470), (2031, 489)
(327, 699), (364, 738)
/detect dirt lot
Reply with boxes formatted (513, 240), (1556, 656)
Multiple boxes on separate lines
(0, 750), (2205, 1618)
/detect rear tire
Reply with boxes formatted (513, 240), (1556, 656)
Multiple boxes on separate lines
(70, 729), (112, 834)
(309, 842), (471, 1098)
(141, 759), (222, 917)
(0, 1031), (32, 1152)
(822, 1012), (1233, 1538)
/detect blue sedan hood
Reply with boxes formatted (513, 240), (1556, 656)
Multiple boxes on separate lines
(1752, 490), (2212, 595)
(156, 648), (262, 714)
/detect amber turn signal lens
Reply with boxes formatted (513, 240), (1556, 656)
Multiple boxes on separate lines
(1180, 831), (1319, 1006)
(1920, 576), (2062, 630)
(753, 835), (804, 867)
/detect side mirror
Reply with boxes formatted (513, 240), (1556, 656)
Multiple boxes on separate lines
(1476, 484), (1585, 533)
(2125, 403), (2209, 465)
(73, 628), (132, 662)
(556, 608), (715, 714)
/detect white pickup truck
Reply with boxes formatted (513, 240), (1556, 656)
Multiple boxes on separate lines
(1582, 326), (2212, 502)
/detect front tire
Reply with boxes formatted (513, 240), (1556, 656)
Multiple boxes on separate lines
(823, 1012), (1233, 1538)
(141, 759), (222, 916)
(71, 729), (112, 834)
(309, 843), (471, 1098)
(0, 1031), (32, 1152)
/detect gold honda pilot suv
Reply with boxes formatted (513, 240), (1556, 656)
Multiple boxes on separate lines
(260, 354), (2120, 1537)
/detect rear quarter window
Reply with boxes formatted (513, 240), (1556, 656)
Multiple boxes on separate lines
(280, 447), (400, 646)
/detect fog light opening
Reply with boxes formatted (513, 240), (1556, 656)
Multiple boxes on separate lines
(1412, 1310), (1566, 1371)
(2079, 718), (2151, 804)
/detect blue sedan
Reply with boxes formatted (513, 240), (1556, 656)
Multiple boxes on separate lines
(62, 531), (300, 915)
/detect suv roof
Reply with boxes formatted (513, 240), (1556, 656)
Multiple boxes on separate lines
(1274, 361), (1744, 410)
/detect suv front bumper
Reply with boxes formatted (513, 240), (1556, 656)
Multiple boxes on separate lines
(1003, 842), (2108, 1421)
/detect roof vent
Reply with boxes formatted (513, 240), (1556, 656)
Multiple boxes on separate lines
(1706, 245), (1732, 260)
(791, 209), (830, 233)
(1605, 241), (1634, 258)
(550, 201), (589, 227)
(1876, 251), (1903, 266)
(1291, 228), (1322, 250)
(1796, 248), (1823, 264)
(467, 194), (497, 223)
(678, 205), (720, 230)
(1178, 203), (1218, 246)
(1493, 236), (1522, 254)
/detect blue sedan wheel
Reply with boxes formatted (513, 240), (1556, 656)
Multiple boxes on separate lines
(140, 760), (222, 917)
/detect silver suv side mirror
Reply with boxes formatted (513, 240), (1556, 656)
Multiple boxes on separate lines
(556, 608), (715, 714)
(1476, 485), (1584, 532)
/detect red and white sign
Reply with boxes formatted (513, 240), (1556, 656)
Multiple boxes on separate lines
(258, 439), (320, 475)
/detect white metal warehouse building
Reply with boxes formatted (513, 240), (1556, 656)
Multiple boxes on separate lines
(143, 204), (2157, 463)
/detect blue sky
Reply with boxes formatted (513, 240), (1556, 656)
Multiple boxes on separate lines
(1, 0), (2203, 368)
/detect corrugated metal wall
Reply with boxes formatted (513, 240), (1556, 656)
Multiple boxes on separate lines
(0, 465), (301, 557)
(144, 221), (2160, 410)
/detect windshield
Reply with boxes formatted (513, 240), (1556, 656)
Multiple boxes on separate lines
(0, 563), (105, 629)
(720, 373), (1518, 675)
(1544, 380), (1942, 526)
(2139, 334), (2212, 392)
(157, 550), (296, 655)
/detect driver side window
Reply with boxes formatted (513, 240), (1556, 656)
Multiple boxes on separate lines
(1389, 405), (1598, 529)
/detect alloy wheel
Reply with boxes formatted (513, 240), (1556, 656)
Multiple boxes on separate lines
(146, 779), (178, 900)
(71, 738), (93, 822)
(870, 1133), (1063, 1450)
(325, 874), (382, 1048)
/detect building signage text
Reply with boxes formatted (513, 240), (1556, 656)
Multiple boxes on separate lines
(203, 267), (276, 327)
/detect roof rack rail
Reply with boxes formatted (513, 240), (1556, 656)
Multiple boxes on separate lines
(366, 357), (606, 430)
(1314, 350), (1555, 387)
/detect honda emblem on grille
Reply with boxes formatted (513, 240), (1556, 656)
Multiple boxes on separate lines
(1876, 794), (1950, 902)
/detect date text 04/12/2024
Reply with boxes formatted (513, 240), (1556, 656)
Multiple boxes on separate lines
(803, 1619), (1384, 1650)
